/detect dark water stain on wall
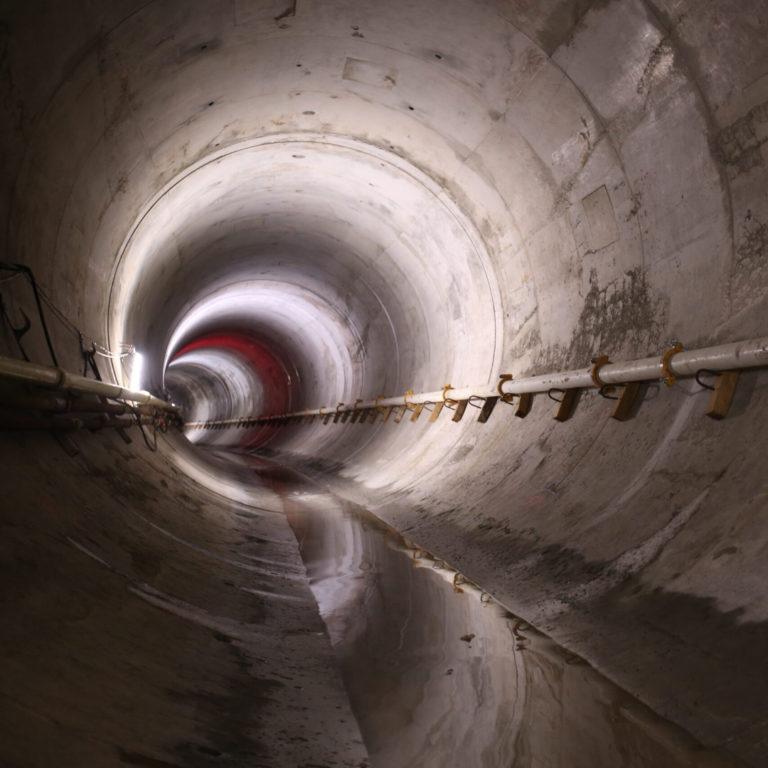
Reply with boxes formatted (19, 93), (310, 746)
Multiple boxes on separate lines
(535, 266), (667, 371)
(730, 210), (768, 314)
(714, 99), (768, 179)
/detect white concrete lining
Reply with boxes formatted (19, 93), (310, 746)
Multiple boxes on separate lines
(2, 0), (768, 764)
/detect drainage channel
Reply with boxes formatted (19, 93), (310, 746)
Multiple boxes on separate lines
(270, 470), (742, 768)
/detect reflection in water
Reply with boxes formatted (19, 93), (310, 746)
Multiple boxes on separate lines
(284, 487), (741, 768)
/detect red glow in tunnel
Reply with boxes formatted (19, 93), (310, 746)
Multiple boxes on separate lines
(173, 332), (291, 444)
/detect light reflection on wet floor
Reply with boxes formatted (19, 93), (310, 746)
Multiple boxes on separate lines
(282, 486), (741, 768)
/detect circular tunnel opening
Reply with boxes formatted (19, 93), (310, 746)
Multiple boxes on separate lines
(108, 135), (502, 468)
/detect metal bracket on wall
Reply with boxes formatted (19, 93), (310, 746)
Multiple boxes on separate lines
(451, 399), (469, 422)
(429, 401), (445, 422)
(703, 370), (740, 420)
(410, 402), (425, 422)
(515, 392), (533, 418)
(477, 396), (499, 423)
(611, 381), (643, 422)
(661, 342), (684, 386)
(549, 388), (580, 422)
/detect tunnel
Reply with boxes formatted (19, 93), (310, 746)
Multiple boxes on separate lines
(1, 1), (767, 766)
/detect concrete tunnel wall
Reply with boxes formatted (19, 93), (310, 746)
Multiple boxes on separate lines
(2, 0), (768, 765)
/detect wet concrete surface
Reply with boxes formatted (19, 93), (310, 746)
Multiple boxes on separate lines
(0, 428), (747, 767)
(274, 464), (744, 768)
(0, 433), (368, 768)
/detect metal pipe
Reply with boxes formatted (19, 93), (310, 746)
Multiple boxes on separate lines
(184, 335), (768, 427)
(0, 412), (154, 431)
(0, 354), (178, 412)
(0, 389), (158, 416)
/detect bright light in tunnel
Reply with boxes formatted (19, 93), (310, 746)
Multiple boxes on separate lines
(130, 351), (144, 392)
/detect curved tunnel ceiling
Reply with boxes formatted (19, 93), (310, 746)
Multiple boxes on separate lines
(2, 0), (768, 766)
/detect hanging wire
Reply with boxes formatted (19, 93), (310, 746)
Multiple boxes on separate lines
(0, 262), (131, 362)
(130, 406), (159, 451)
(137, 420), (159, 451)
(695, 369), (718, 391)
(0, 263), (59, 365)
(598, 384), (620, 400)
(0, 294), (31, 361)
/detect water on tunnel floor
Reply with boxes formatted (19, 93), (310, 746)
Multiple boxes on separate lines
(228, 453), (741, 768)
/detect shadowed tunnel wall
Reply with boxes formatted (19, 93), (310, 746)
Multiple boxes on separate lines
(2, 1), (768, 766)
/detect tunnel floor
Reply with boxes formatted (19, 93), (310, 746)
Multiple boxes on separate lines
(231, 451), (740, 768)
(0, 428), (746, 768)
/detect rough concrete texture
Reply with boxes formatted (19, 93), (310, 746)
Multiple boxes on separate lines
(0, 430), (368, 766)
(1, 0), (768, 765)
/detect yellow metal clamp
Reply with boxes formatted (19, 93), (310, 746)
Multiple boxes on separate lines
(403, 388), (416, 411)
(590, 355), (611, 388)
(660, 342), (684, 387)
(497, 373), (514, 402)
(441, 383), (458, 407)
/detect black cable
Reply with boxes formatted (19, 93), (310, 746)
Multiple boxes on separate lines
(0, 262), (58, 366)
(547, 388), (565, 402)
(132, 408), (158, 451)
(78, 332), (103, 381)
(598, 384), (620, 400)
(0, 294), (31, 361)
(0, 262), (130, 369)
(139, 422), (158, 451)
(695, 369), (718, 391)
